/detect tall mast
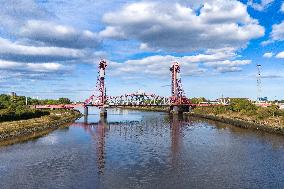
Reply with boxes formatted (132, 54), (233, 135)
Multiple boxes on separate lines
(257, 64), (262, 101)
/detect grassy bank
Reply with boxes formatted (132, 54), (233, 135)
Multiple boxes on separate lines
(0, 109), (82, 144)
(0, 108), (49, 122)
(0, 94), (76, 122)
(186, 112), (284, 135)
(118, 99), (284, 135)
(187, 100), (284, 135)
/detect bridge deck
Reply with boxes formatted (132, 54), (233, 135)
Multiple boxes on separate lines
(34, 103), (225, 110)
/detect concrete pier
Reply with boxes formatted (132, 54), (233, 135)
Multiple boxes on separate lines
(100, 107), (107, 118)
(84, 105), (107, 119)
(170, 105), (190, 114)
(170, 106), (179, 115)
(84, 115), (88, 123)
(99, 113), (107, 124)
(84, 106), (88, 116)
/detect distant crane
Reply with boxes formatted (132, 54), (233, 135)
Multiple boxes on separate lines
(256, 64), (262, 101)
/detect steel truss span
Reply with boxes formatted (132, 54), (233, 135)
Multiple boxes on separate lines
(84, 60), (193, 108)
(107, 93), (170, 106)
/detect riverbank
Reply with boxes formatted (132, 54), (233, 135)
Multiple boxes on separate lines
(0, 109), (82, 145)
(120, 105), (284, 135)
(185, 111), (284, 135)
(0, 108), (50, 122)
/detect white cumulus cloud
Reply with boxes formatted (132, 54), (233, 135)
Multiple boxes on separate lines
(204, 60), (251, 73)
(0, 37), (85, 62)
(247, 0), (275, 11)
(0, 0), (49, 31)
(0, 60), (67, 72)
(101, 1), (264, 52)
(110, 55), (206, 77)
(262, 21), (284, 45)
(109, 48), (251, 77)
(20, 20), (101, 49)
(276, 51), (284, 59)
(271, 21), (284, 41)
(263, 52), (274, 58)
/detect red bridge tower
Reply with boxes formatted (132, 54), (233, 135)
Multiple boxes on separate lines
(170, 62), (191, 113)
(84, 60), (108, 117)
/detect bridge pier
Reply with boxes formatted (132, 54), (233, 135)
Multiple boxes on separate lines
(84, 115), (88, 123)
(170, 105), (190, 114)
(84, 106), (88, 116)
(100, 107), (107, 118)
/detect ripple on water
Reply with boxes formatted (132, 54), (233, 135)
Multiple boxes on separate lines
(0, 109), (283, 189)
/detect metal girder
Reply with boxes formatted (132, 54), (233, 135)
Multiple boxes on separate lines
(85, 60), (192, 108)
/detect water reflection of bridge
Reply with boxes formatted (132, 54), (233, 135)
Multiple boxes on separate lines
(72, 115), (186, 175)
(72, 119), (108, 174)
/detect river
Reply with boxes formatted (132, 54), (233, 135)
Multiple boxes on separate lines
(0, 108), (283, 189)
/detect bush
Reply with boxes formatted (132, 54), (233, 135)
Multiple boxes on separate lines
(256, 108), (272, 119)
(276, 109), (284, 117)
(190, 97), (207, 104)
(0, 108), (49, 122)
(210, 106), (227, 115)
(58, 98), (71, 104)
(228, 99), (258, 115)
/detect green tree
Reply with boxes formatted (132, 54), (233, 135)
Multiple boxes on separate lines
(0, 103), (4, 109)
(266, 105), (280, 117)
(58, 97), (71, 104)
(229, 99), (257, 115)
(190, 97), (207, 104)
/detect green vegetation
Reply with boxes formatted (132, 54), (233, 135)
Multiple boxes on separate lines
(193, 98), (284, 128)
(0, 108), (49, 122)
(0, 93), (81, 143)
(0, 94), (72, 122)
(190, 97), (207, 104)
(0, 109), (82, 143)
(0, 94), (72, 107)
(34, 97), (72, 105)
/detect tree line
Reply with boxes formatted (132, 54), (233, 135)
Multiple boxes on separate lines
(192, 98), (284, 120)
(0, 94), (72, 122)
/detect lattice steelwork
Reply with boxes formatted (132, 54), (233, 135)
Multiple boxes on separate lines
(85, 60), (191, 107)
(85, 60), (107, 106)
(169, 62), (191, 105)
(107, 92), (170, 106)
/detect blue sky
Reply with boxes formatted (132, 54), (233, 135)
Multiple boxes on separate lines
(0, 0), (283, 101)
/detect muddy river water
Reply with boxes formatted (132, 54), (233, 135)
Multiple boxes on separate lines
(0, 108), (283, 189)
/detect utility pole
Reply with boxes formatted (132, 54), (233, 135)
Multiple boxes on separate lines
(257, 64), (262, 101)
